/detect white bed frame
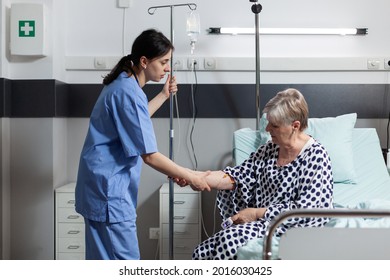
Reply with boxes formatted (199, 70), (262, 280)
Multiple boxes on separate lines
(263, 209), (390, 260)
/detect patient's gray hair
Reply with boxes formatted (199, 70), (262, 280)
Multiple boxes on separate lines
(263, 88), (308, 131)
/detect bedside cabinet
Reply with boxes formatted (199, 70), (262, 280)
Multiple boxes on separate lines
(159, 183), (201, 260)
(55, 182), (85, 260)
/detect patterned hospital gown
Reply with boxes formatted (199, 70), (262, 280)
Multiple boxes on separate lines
(192, 138), (334, 260)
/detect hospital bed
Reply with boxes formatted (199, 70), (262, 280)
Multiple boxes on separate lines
(232, 113), (390, 260)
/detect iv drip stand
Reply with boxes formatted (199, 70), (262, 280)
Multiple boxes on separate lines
(250, 1), (262, 130)
(148, 2), (197, 261)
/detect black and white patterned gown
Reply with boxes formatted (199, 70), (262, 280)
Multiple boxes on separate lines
(192, 138), (333, 260)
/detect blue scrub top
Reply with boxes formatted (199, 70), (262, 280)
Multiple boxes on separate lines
(75, 72), (158, 223)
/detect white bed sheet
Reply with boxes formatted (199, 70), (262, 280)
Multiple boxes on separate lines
(334, 128), (390, 205)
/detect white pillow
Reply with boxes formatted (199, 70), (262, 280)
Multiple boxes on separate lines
(258, 113), (357, 183)
(305, 113), (357, 183)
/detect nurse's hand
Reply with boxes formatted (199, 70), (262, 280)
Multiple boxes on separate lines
(172, 169), (204, 187)
(171, 177), (188, 187)
(170, 168), (194, 187)
(189, 171), (211, 192)
(162, 74), (177, 98)
(148, 75), (177, 117)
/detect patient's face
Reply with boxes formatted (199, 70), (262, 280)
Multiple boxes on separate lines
(266, 121), (294, 146)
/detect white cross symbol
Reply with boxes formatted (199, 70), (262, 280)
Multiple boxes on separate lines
(20, 22), (34, 36)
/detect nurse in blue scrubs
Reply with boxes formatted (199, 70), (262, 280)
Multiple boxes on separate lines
(75, 29), (210, 260)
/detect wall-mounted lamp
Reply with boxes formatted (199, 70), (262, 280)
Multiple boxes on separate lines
(208, 27), (368, 36)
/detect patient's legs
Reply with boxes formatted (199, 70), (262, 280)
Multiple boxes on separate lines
(192, 220), (266, 260)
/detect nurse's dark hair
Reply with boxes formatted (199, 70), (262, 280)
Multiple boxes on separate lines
(103, 29), (174, 85)
(263, 88), (309, 131)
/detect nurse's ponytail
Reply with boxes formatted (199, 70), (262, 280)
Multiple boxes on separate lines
(102, 54), (133, 85)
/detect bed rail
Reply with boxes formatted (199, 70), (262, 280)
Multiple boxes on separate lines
(263, 208), (390, 260)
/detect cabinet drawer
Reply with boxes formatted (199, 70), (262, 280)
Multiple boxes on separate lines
(161, 193), (199, 210)
(57, 223), (85, 238)
(57, 237), (85, 253)
(162, 223), (199, 239)
(159, 183), (201, 260)
(161, 207), (199, 224)
(56, 193), (76, 208)
(162, 238), (199, 255)
(57, 208), (83, 223)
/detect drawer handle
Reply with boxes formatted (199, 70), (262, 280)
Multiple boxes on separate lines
(67, 215), (80, 220)
(67, 245), (80, 250)
(67, 230), (81, 235)
(173, 216), (185, 220)
(173, 201), (185, 204)
(175, 245), (188, 249)
(174, 231), (188, 235)
(67, 200), (75, 205)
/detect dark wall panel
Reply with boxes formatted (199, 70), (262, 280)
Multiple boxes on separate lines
(148, 84), (390, 119)
(0, 78), (389, 119)
(67, 84), (102, 117)
(10, 80), (57, 117)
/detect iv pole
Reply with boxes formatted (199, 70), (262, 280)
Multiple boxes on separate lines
(250, 0), (262, 130)
(148, 3), (197, 260)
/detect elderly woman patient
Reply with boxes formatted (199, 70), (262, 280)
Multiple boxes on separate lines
(176, 88), (333, 260)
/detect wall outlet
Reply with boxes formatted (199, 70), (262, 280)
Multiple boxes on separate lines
(187, 58), (199, 70)
(204, 57), (216, 70)
(173, 59), (183, 70)
(384, 58), (390, 70)
(94, 57), (106, 69)
(367, 58), (380, 70)
(149, 228), (159, 239)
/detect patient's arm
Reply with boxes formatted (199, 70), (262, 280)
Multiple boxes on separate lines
(199, 170), (236, 190)
(174, 170), (235, 190)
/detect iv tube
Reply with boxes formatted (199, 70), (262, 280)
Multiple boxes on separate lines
(186, 11), (200, 54)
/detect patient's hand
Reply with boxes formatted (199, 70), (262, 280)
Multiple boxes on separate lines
(231, 208), (266, 224)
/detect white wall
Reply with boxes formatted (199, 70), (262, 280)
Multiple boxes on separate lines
(1, 0), (390, 259)
(62, 0), (390, 84)
(4, 0), (389, 83)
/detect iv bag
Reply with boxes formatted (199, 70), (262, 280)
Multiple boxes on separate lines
(186, 11), (200, 43)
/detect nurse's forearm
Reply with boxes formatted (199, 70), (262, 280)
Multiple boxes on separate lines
(142, 152), (196, 183)
(148, 92), (169, 117)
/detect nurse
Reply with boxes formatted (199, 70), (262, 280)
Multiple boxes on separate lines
(75, 29), (210, 260)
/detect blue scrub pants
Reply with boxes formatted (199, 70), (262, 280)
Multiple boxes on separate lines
(84, 218), (140, 260)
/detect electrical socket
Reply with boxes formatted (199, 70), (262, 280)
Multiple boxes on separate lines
(384, 58), (390, 70)
(187, 58), (199, 70)
(149, 228), (159, 239)
(173, 59), (183, 70)
(94, 57), (106, 69)
(204, 57), (216, 70)
(367, 58), (380, 70)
